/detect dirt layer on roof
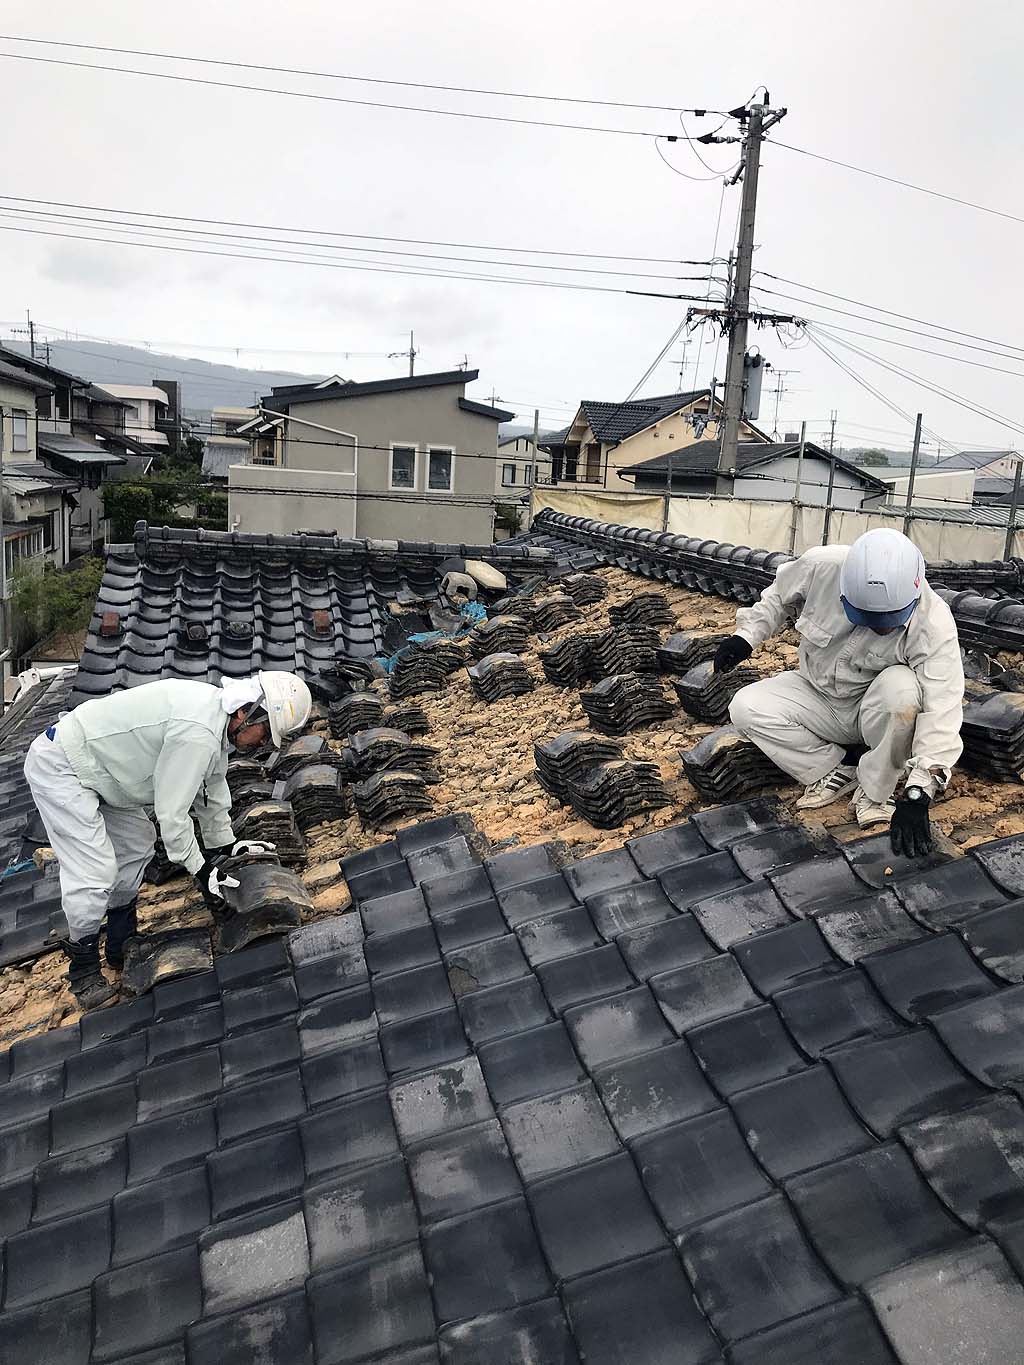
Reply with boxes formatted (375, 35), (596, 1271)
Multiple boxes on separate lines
(3, 565), (1024, 1048)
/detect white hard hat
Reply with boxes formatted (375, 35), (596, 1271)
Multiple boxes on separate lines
(257, 670), (313, 746)
(839, 529), (925, 628)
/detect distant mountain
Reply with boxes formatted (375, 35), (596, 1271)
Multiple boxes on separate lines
(3, 339), (323, 417)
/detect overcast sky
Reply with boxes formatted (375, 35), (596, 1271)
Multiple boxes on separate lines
(2, 0), (1023, 458)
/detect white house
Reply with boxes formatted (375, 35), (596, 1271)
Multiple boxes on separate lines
(96, 384), (171, 447)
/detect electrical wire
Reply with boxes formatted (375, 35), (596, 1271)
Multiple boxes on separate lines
(0, 193), (714, 266)
(0, 50), (682, 139)
(770, 140), (1024, 228)
(800, 320), (1024, 381)
(0, 205), (718, 284)
(0, 221), (710, 301)
(654, 139), (727, 183)
(757, 272), (1024, 357)
(0, 33), (709, 115)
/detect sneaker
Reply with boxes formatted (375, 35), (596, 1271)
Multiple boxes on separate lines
(795, 764), (859, 810)
(851, 785), (896, 829)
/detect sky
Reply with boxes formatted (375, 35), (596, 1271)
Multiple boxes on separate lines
(2, 0), (1023, 460)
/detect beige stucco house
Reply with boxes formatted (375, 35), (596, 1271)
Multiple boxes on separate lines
(231, 370), (511, 543)
(539, 389), (770, 493)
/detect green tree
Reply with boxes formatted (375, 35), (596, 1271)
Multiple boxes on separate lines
(11, 557), (104, 657)
(858, 449), (890, 467)
(104, 467), (228, 540)
(494, 501), (523, 535)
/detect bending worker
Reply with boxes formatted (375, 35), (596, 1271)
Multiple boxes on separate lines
(24, 670), (312, 1010)
(715, 528), (963, 856)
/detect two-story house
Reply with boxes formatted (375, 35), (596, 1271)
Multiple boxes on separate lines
(202, 407), (255, 483)
(0, 359), (79, 573)
(539, 389), (770, 493)
(232, 370), (512, 542)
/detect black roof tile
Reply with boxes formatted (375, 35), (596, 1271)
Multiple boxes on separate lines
(828, 1029), (986, 1137)
(186, 1291), (314, 1365)
(3, 1203), (112, 1308)
(422, 1196), (553, 1323)
(301, 1036), (386, 1106)
(864, 1236), (1024, 1364)
(381, 1004), (470, 1074)
(307, 1242), (435, 1363)
(438, 1299), (578, 1365)
(516, 904), (603, 966)
(774, 969), (904, 1056)
(679, 1191), (839, 1342)
(650, 953), (760, 1033)
(498, 873), (579, 927)
(863, 932), (999, 1020)
(209, 1124), (305, 1220)
(11, 803), (1024, 1361)
(731, 1064), (873, 1179)
(92, 1245), (203, 1362)
(726, 1296), (898, 1365)
(305, 1155), (419, 1270)
(500, 1081), (620, 1179)
(633, 1107), (771, 1233)
(562, 1248), (719, 1365)
(406, 1117), (520, 1222)
(616, 911), (717, 981)
(529, 1152), (667, 1278)
(198, 1200), (309, 1316)
(536, 943), (634, 1014)
(458, 974), (552, 1043)
(900, 1095), (1024, 1229)
(787, 1141), (967, 1286)
(660, 851), (748, 911)
(477, 1020), (586, 1106)
(112, 1165), (210, 1266)
(0, 1289), (93, 1365)
(592, 1038), (718, 1141)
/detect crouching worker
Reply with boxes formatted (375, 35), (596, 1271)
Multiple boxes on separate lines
(715, 528), (963, 857)
(24, 670), (312, 1009)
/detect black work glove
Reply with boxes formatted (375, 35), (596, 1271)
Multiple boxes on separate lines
(713, 635), (753, 674)
(194, 857), (240, 906)
(890, 788), (932, 858)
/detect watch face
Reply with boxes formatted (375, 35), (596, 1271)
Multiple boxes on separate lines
(907, 787), (923, 801)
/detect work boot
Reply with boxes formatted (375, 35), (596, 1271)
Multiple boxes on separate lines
(851, 785), (897, 829)
(61, 935), (117, 1010)
(795, 764), (859, 810)
(104, 899), (138, 970)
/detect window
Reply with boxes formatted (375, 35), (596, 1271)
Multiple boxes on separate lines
(11, 410), (28, 452)
(390, 444), (416, 489)
(251, 439), (277, 467)
(427, 447), (454, 492)
(5, 526), (44, 575)
(524, 464), (534, 485)
(502, 463), (517, 487)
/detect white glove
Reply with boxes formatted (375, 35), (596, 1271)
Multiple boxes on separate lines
(197, 860), (240, 902)
(230, 840), (277, 857)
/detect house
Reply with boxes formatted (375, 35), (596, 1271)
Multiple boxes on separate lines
(496, 429), (549, 497)
(0, 348), (133, 551)
(622, 439), (889, 508)
(0, 359), (81, 572)
(539, 389), (770, 493)
(231, 369), (512, 542)
(202, 407), (255, 482)
(96, 383), (172, 448)
(933, 449), (1020, 479)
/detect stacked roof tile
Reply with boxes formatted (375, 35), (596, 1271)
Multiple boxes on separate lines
(7, 804), (1024, 1361)
(73, 522), (553, 702)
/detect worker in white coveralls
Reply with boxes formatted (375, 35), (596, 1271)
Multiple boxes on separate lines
(23, 670), (312, 1010)
(714, 528), (963, 857)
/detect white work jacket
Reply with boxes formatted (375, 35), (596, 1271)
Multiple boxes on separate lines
(56, 680), (236, 874)
(734, 545), (964, 790)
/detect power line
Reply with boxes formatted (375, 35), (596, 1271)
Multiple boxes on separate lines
(757, 272), (1024, 357)
(806, 320), (1024, 381)
(0, 193), (714, 266)
(0, 205), (717, 283)
(0, 50), (681, 139)
(0, 33), (707, 115)
(771, 139), (1024, 228)
(0, 221), (708, 302)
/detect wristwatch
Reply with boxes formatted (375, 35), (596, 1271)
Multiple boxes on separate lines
(905, 786), (927, 802)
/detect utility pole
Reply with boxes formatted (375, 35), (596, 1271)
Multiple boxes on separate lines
(12, 311), (37, 360)
(821, 409), (838, 545)
(788, 421), (807, 553)
(902, 413), (923, 538)
(407, 331), (416, 377)
(715, 99), (788, 487)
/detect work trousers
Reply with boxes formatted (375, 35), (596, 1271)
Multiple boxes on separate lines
(728, 665), (923, 805)
(23, 731), (156, 941)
